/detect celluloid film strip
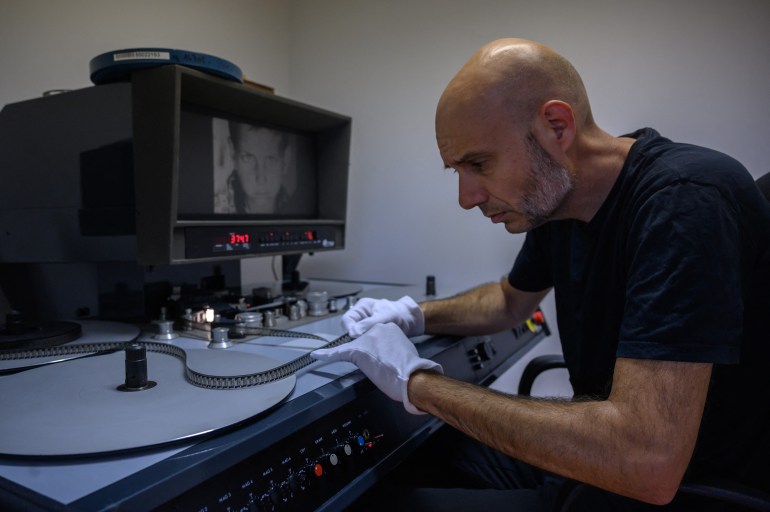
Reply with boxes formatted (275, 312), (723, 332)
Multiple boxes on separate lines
(0, 328), (351, 389)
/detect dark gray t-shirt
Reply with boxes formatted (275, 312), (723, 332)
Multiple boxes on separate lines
(509, 128), (770, 487)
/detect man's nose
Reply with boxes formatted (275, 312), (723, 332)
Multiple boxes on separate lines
(254, 162), (268, 183)
(458, 171), (487, 210)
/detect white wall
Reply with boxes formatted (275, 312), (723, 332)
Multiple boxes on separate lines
(2, 0), (769, 394)
(0, 0), (292, 104)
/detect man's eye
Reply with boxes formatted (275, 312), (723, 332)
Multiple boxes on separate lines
(470, 161), (485, 171)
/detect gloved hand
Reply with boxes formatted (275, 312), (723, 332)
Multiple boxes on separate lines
(311, 323), (442, 415)
(342, 296), (425, 338)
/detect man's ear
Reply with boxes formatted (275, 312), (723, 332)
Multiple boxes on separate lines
(535, 100), (576, 152)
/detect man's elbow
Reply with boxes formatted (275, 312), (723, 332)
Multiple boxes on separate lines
(642, 481), (681, 506)
(620, 474), (682, 505)
(629, 453), (689, 505)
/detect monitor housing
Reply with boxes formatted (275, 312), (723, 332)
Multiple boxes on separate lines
(0, 65), (351, 321)
(133, 66), (350, 265)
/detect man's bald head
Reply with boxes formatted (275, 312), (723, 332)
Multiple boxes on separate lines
(436, 38), (594, 133)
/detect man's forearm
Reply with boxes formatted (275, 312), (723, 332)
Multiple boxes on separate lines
(421, 279), (543, 335)
(407, 358), (712, 505)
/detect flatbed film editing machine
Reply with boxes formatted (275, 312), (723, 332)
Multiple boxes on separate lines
(0, 65), (549, 511)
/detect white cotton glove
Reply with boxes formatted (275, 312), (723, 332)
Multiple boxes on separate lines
(341, 296), (425, 338)
(311, 323), (442, 415)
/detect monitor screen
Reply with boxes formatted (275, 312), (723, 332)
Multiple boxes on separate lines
(178, 108), (318, 220)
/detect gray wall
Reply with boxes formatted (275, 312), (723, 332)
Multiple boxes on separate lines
(0, 0), (292, 101)
(2, 0), (768, 394)
(289, 0), (770, 293)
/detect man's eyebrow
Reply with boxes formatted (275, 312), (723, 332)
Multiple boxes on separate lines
(451, 151), (490, 166)
(441, 151), (490, 170)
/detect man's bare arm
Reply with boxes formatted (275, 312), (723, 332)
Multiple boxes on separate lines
(421, 278), (549, 336)
(407, 357), (712, 505)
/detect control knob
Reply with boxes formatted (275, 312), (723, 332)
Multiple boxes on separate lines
(477, 338), (496, 361)
(306, 291), (329, 316)
(288, 469), (308, 492)
(268, 485), (280, 506)
(153, 319), (178, 341)
(208, 326), (233, 349)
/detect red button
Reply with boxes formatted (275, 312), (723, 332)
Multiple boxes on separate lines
(313, 463), (323, 477)
(532, 311), (545, 325)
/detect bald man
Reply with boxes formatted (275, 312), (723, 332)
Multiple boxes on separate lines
(313, 39), (770, 510)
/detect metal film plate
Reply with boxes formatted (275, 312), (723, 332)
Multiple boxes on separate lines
(0, 348), (295, 457)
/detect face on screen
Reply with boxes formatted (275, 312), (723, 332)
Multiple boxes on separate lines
(230, 124), (287, 214)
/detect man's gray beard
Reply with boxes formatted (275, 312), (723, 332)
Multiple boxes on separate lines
(522, 134), (574, 228)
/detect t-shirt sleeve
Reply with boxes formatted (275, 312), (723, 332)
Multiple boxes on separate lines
(618, 181), (743, 363)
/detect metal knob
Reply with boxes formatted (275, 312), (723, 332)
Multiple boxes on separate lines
(297, 300), (308, 318)
(306, 291), (329, 317)
(154, 319), (178, 340)
(236, 311), (263, 328)
(208, 326), (233, 349)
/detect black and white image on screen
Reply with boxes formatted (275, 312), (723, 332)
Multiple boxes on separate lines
(212, 117), (316, 216)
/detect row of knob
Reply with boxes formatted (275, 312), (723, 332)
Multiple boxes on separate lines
(248, 431), (380, 511)
(157, 293), (358, 347)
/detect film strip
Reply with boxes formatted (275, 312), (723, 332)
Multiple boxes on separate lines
(0, 328), (351, 389)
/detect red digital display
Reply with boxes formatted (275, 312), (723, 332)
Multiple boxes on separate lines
(229, 233), (250, 244)
(208, 228), (324, 255)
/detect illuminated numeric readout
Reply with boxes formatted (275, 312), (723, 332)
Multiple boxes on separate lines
(213, 232), (251, 253)
(212, 230), (318, 253)
(230, 233), (249, 245)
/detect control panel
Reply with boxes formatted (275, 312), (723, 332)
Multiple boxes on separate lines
(155, 389), (422, 511)
(184, 225), (342, 259)
(153, 313), (548, 512)
(467, 308), (548, 376)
